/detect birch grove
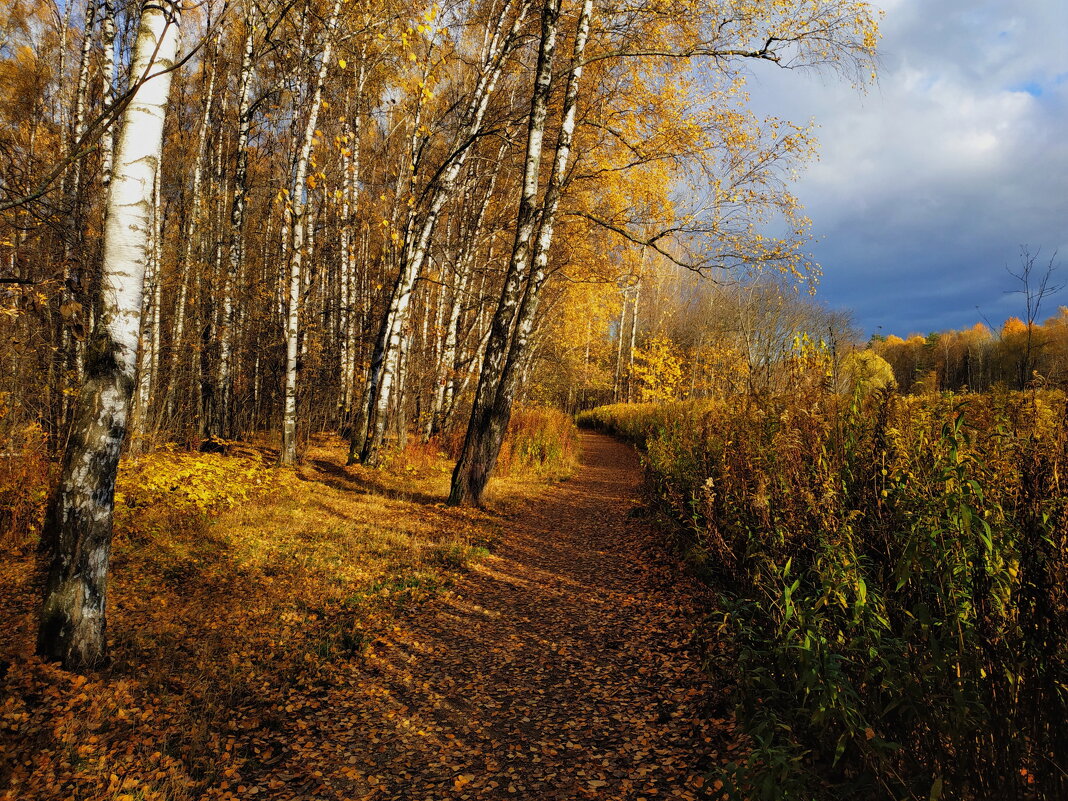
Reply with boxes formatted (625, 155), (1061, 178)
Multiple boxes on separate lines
(0, 0), (883, 663)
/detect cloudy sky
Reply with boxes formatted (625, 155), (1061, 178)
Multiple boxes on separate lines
(746, 0), (1068, 337)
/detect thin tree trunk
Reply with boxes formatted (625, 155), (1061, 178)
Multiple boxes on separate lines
(146, 212), (164, 433)
(69, 0), (97, 204)
(199, 130), (229, 440)
(47, 0), (77, 445)
(163, 43), (217, 425)
(280, 0), (342, 465)
(100, 0), (116, 189)
(432, 146), (507, 436)
(354, 0), (530, 466)
(129, 170), (162, 453)
(395, 326), (411, 449)
(55, 0), (74, 133)
(59, 0), (99, 400)
(613, 285), (627, 401)
(218, 22), (256, 439)
(337, 55), (366, 426)
(38, 0), (181, 670)
(628, 274), (641, 402)
(449, 0), (571, 506)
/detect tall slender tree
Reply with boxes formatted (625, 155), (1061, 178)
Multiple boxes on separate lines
(449, 0), (590, 506)
(280, 0), (343, 465)
(37, 0), (182, 669)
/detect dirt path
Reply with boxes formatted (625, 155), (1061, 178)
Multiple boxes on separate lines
(261, 432), (721, 800)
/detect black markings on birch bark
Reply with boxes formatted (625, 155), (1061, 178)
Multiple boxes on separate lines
(450, 0), (594, 506)
(38, 0), (181, 669)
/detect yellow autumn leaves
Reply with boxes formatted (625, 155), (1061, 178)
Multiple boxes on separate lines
(116, 447), (276, 515)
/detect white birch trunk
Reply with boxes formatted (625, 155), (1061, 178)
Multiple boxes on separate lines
(100, 0), (116, 189)
(628, 275), (641, 402)
(500, 0), (593, 380)
(218, 21), (256, 439)
(280, 0), (341, 465)
(355, 0), (531, 465)
(450, 0), (593, 505)
(449, 0), (563, 504)
(613, 285), (627, 402)
(164, 46), (216, 422)
(38, 0), (180, 669)
(61, 0), (99, 391)
(129, 170), (162, 451)
(69, 0), (97, 202)
(434, 148), (506, 435)
(337, 63), (366, 423)
(55, 0), (74, 134)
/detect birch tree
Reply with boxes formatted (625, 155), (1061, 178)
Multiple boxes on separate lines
(351, 0), (531, 466)
(449, 0), (589, 506)
(216, 19), (258, 440)
(37, 0), (182, 669)
(280, 0), (343, 466)
(449, 0), (879, 504)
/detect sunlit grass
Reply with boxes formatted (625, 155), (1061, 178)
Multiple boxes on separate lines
(0, 419), (572, 801)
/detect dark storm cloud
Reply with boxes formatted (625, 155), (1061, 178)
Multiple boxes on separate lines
(744, 0), (1068, 336)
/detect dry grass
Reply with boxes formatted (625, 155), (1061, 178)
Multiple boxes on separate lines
(581, 390), (1068, 799)
(0, 433), (554, 801)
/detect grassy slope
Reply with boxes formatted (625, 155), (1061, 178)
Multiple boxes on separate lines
(0, 433), (567, 801)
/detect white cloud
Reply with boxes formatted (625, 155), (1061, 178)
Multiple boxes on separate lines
(742, 0), (1068, 334)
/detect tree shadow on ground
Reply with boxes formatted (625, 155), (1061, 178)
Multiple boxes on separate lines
(300, 458), (446, 507)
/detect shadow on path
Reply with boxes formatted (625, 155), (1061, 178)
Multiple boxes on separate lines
(253, 432), (722, 801)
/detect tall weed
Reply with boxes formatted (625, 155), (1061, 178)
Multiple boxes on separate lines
(580, 388), (1067, 800)
(0, 394), (51, 546)
(443, 406), (578, 481)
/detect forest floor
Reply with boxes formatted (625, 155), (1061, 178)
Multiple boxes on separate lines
(1, 432), (737, 801)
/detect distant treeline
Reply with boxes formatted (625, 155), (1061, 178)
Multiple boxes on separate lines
(872, 309), (1068, 393)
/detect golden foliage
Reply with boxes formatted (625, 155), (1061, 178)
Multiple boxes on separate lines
(1002, 316), (1028, 338)
(115, 446), (276, 515)
(0, 393), (50, 544)
(632, 335), (686, 402)
(0, 427), (573, 800)
(838, 348), (895, 395)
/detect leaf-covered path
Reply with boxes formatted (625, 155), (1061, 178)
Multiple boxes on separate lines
(257, 432), (723, 800)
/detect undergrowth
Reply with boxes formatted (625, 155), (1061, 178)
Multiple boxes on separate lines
(0, 420), (563, 801)
(440, 405), (578, 482)
(580, 387), (1067, 801)
(0, 393), (50, 546)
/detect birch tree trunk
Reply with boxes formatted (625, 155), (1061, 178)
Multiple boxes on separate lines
(337, 57), (366, 425)
(353, 0), (530, 466)
(163, 44), (217, 424)
(448, 0), (568, 506)
(431, 144), (507, 436)
(217, 21), (256, 440)
(69, 0), (97, 204)
(37, 0), (181, 670)
(100, 0), (116, 189)
(58, 0), (99, 401)
(628, 274), (641, 402)
(612, 284), (627, 402)
(280, 0), (341, 465)
(129, 170), (162, 453)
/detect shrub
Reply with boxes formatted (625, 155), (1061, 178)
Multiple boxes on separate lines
(0, 394), (51, 546)
(116, 446), (276, 517)
(498, 406), (578, 479)
(586, 388), (1068, 800)
(443, 406), (578, 481)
